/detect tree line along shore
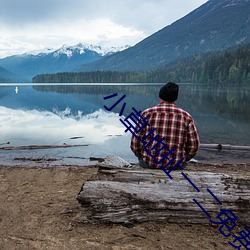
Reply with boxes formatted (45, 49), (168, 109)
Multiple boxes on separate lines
(33, 43), (250, 85)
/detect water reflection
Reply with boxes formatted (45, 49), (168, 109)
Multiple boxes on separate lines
(33, 83), (250, 122)
(0, 83), (250, 166)
(0, 106), (124, 145)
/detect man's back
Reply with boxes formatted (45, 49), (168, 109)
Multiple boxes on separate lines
(130, 82), (199, 169)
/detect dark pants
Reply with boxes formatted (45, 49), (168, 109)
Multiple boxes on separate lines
(138, 158), (155, 169)
(138, 158), (188, 170)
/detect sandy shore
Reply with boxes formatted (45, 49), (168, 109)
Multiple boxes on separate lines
(0, 163), (249, 250)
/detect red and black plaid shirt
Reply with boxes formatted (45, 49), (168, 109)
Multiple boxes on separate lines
(130, 101), (200, 169)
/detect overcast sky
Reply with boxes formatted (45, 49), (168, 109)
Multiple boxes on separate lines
(0, 0), (208, 58)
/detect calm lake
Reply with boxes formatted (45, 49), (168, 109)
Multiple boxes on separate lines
(0, 83), (250, 167)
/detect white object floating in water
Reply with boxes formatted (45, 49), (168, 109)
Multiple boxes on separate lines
(15, 86), (18, 94)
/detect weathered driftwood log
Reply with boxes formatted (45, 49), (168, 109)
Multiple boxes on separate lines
(200, 143), (250, 151)
(77, 162), (250, 226)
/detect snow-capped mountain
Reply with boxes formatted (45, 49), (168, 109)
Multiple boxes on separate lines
(29, 43), (130, 58)
(51, 43), (130, 58)
(0, 43), (130, 81)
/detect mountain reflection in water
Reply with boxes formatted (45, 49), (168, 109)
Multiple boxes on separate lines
(0, 83), (249, 166)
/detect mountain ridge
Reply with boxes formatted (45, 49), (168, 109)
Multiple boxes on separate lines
(0, 43), (130, 81)
(75, 0), (250, 72)
(32, 42), (250, 85)
(0, 65), (26, 83)
(1, 0), (249, 82)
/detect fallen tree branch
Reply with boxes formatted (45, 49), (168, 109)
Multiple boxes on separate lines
(0, 144), (89, 151)
(14, 157), (57, 162)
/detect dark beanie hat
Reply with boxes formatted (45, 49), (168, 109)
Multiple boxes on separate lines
(159, 82), (179, 102)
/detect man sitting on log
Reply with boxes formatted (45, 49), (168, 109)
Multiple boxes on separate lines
(130, 82), (200, 170)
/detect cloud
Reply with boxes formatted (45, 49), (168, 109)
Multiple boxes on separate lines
(0, 17), (145, 57)
(0, 0), (207, 31)
(0, 0), (208, 57)
(0, 0), (72, 25)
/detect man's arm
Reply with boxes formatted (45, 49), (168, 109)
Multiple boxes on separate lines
(130, 113), (148, 158)
(130, 133), (143, 158)
(185, 119), (200, 161)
